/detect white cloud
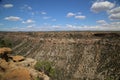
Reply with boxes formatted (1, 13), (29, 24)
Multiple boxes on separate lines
(3, 4), (13, 8)
(109, 13), (120, 20)
(22, 19), (35, 24)
(95, 20), (120, 30)
(2, 23), (120, 31)
(4, 16), (22, 21)
(65, 25), (100, 31)
(26, 24), (36, 28)
(108, 7), (120, 14)
(41, 11), (47, 15)
(91, 1), (115, 13)
(108, 6), (120, 20)
(66, 24), (76, 28)
(65, 21), (120, 31)
(111, 22), (120, 25)
(27, 25), (33, 28)
(66, 12), (75, 17)
(21, 4), (32, 11)
(28, 6), (32, 10)
(108, 22), (120, 29)
(66, 12), (86, 20)
(96, 20), (108, 24)
(75, 15), (86, 19)
(52, 25), (60, 28)
(43, 16), (51, 19)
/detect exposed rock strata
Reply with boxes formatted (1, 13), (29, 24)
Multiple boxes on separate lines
(0, 32), (120, 80)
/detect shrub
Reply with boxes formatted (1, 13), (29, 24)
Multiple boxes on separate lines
(35, 76), (44, 80)
(0, 39), (12, 48)
(105, 77), (114, 80)
(34, 61), (55, 78)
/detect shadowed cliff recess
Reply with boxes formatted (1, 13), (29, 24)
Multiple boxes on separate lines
(0, 31), (120, 80)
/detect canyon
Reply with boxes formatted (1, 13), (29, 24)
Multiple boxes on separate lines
(0, 31), (120, 80)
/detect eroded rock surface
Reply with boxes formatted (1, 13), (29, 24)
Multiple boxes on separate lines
(0, 32), (120, 80)
(0, 47), (49, 80)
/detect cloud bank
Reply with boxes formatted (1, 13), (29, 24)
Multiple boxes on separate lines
(91, 1), (115, 13)
(108, 7), (120, 20)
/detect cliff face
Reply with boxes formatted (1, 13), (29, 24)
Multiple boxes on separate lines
(0, 32), (120, 80)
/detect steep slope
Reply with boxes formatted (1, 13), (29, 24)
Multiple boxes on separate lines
(0, 32), (120, 80)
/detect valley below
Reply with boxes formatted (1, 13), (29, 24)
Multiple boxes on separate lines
(0, 31), (120, 80)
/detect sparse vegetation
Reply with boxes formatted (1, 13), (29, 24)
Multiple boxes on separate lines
(34, 61), (55, 78)
(35, 76), (44, 80)
(105, 77), (114, 80)
(0, 38), (12, 48)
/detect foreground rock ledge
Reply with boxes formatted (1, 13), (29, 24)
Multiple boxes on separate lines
(0, 47), (49, 80)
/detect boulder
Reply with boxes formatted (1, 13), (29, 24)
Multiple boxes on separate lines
(11, 55), (25, 62)
(0, 47), (12, 55)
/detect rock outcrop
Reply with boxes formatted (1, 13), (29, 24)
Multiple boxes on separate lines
(0, 47), (49, 80)
(10, 55), (25, 62)
(0, 47), (12, 61)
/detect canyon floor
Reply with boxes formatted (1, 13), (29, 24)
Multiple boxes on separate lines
(0, 31), (120, 80)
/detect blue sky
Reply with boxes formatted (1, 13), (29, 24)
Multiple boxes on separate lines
(0, 0), (120, 31)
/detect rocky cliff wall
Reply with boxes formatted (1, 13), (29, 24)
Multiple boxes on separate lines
(0, 32), (120, 80)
